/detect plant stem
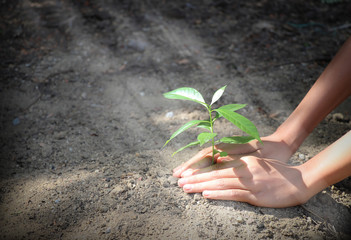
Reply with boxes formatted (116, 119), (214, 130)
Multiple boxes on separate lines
(208, 106), (215, 165)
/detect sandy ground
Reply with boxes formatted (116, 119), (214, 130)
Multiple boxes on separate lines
(1, 0), (351, 239)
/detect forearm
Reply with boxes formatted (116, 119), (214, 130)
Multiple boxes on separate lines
(300, 130), (351, 199)
(275, 37), (351, 153)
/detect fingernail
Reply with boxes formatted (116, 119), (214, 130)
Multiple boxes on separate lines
(203, 190), (210, 198)
(173, 168), (183, 177)
(173, 165), (182, 173)
(181, 169), (193, 177)
(178, 178), (186, 187)
(183, 184), (192, 192)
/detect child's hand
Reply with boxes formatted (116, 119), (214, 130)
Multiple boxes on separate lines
(177, 155), (310, 207)
(173, 133), (294, 178)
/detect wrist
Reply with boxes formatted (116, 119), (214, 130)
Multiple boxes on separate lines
(273, 122), (309, 154)
(298, 158), (328, 200)
(298, 131), (351, 201)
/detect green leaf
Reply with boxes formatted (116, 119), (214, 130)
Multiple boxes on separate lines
(197, 132), (217, 146)
(210, 85), (227, 105)
(164, 120), (208, 147)
(219, 151), (228, 157)
(163, 87), (207, 107)
(172, 141), (200, 156)
(220, 136), (255, 144)
(196, 121), (212, 131)
(214, 104), (246, 120)
(214, 109), (261, 142)
(213, 149), (228, 157)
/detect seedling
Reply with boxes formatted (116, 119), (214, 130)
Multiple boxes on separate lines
(163, 85), (262, 164)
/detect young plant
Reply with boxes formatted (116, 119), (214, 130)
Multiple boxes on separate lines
(163, 86), (262, 164)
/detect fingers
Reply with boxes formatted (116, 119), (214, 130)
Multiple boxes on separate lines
(179, 156), (213, 177)
(178, 167), (238, 187)
(173, 146), (213, 177)
(181, 157), (244, 177)
(173, 139), (263, 178)
(216, 140), (261, 155)
(182, 178), (247, 193)
(203, 189), (256, 203)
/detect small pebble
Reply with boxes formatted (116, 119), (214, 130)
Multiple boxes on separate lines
(165, 111), (174, 118)
(257, 222), (265, 230)
(167, 176), (178, 186)
(12, 118), (20, 125)
(236, 216), (245, 224)
(54, 131), (66, 140)
(110, 186), (125, 195)
(193, 193), (202, 201)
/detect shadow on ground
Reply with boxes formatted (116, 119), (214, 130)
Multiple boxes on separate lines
(1, 0), (350, 239)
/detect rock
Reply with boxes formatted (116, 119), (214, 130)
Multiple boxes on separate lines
(193, 193), (202, 201)
(236, 216), (245, 224)
(127, 38), (148, 52)
(12, 118), (20, 126)
(99, 206), (109, 213)
(252, 21), (274, 32)
(54, 131), (66, 140)
(165, 111), (174, 118)
(110, 185), (125, 195)
(163, 181), (170, 188)
(332, 113), (344, 122)
(257, 222), (265, 231)
(167, 176), (178, 186)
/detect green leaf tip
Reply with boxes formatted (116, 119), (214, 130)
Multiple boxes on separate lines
(172, 141), (200, 156)
(210, 85), (227, 106)
(163, 87), (207, 107)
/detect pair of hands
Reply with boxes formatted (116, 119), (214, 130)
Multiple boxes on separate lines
(172, 135), (310, 208)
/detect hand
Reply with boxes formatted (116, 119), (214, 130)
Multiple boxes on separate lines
(177, 155), (310, 208)
(173, 133), (294, 178)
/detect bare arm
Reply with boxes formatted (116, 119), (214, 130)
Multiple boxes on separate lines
(275, 36), (351, 153)
(302, 130), (351, 200)
(172, 37), (351, 207)
(173, 36), (351, 178)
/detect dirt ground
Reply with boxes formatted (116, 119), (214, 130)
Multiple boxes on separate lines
(1, 0), (351, 239)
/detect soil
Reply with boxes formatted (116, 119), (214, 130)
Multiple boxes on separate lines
(1, 0), (351, 239)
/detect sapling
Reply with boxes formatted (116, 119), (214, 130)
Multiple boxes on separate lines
(163, 85), (262, 164)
